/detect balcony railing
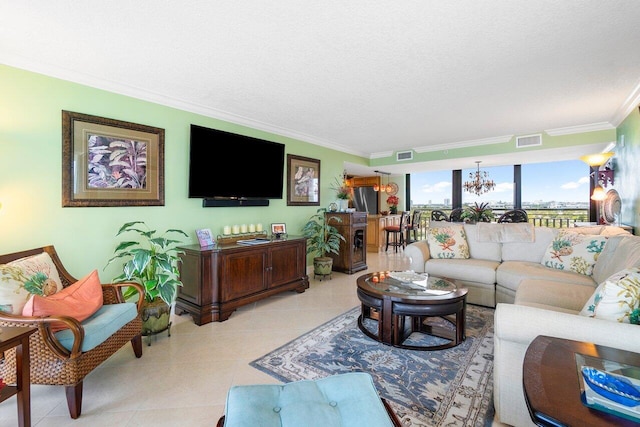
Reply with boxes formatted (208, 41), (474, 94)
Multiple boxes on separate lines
(410, 208), (588, 242)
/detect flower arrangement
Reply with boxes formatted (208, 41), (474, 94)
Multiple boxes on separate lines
(331, 177), (351, 200)
(386, 195), (399, 214)
(461, 202), (494, 223)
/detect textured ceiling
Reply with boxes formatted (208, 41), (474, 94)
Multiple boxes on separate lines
(2, 1), (640, 173)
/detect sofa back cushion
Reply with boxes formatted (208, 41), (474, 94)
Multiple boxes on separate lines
(593, 235), (640, 284)
(463, 224), (502, 261)
(540, 231), (607, 276)
(501, 227), (556, 263)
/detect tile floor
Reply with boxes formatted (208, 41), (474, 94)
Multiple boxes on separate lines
(0, 251), (417, 426)
(0, 250), (407, 427)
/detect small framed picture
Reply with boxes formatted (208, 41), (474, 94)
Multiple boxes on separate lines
(271, 223), (287, 236)
(195, 228), (215, 248)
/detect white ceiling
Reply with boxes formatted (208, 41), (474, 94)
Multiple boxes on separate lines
(2, 1), (640, 175)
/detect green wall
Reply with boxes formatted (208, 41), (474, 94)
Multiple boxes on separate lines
(0, 65), (367, 280)
(1, 64), (637, 282)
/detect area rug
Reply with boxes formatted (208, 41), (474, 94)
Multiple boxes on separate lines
(251, 305), (495, 427)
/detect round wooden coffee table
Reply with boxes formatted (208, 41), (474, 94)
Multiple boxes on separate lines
(356, 272), (467, 350)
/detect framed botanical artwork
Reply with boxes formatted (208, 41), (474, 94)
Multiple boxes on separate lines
(287, 154), (320, 206)
(62, 110), (165, 207)
(271, 223), (287, 235)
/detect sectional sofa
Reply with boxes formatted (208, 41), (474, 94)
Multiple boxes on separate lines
(404, 222), (640, 426)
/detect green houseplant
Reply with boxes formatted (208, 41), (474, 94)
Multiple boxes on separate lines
(461, 202), (495, 223)
(105, 221), (188, 336)
(302, 208), (346, 278)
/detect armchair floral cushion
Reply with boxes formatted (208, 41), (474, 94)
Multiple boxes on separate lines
(0, 252), (64, 314)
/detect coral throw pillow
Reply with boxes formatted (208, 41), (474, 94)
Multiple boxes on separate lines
(426, 225), (469, 259)
(23, 269), (104, 332)
(540, 231), (607, 276)
(0, 252), (64, 314)
(580, 268), (640, 324)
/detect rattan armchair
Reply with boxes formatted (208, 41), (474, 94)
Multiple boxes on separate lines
(0, 246), (144, 419)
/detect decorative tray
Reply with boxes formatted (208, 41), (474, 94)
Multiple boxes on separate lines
(576, 353), (640, 422)
(387, 271), (428, 287)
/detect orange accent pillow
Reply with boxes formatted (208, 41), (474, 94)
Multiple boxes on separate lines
(22, 269), (104, 332)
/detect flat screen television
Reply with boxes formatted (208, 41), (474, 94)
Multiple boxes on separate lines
(188, 124), (285, 204)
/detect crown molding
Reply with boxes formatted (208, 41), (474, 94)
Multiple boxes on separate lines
(545, 122), (614, 136)
(412, 135), (514, 153)
(610, 78), (640, 126)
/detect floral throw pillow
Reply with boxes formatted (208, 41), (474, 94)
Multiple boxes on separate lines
(540, 231), (607, 276)
(426, 225), (469, 259)
(579, 268), (640, 324)
(0, 252), (63, 314)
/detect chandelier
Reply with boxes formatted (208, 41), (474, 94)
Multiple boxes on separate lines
(463, 161), (495, 195)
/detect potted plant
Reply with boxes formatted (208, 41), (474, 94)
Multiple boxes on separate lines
(331, 176), (351, 211)
(386, 195), (399, 214)
(461, 202), (495, 223)
(302, 208), (346, 278)
(105, 221), (188, 337)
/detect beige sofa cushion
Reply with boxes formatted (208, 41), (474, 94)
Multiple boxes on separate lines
(501, 227), (556, 262)
(462, 224), (502, 261)
(425, 258), (499, 285)
(592, 235), (640, 284)
(515, 279), (596, 313)
(497, 260), (595, 294)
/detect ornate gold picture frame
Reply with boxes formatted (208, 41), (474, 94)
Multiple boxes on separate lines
(62, 111), (165, 207)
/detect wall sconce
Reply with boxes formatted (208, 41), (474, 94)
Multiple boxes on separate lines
(590, 184), (607, 201)
(597, 167), (614, 187)
(579, 152), (614, 167)
(581, 151), (615, 189)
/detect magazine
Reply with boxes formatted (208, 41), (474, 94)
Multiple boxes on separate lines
(195, 228), (215, 248)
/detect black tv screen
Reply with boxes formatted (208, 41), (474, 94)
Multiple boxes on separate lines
(188, 124), (285, 199)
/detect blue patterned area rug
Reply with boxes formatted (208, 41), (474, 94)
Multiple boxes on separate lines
(251, 304), (495, 426)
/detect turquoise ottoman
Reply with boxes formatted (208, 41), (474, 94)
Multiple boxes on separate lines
(218, 372), (400, 427)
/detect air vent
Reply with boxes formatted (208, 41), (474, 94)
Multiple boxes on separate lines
(396, 150), (414, 161)
(516, 134), (542, 148)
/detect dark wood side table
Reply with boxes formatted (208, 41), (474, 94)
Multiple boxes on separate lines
(523, 335), (640, 427)
(0, 327), (36, 427)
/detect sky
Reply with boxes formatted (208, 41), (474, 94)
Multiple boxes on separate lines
(410, 159), (591, 205)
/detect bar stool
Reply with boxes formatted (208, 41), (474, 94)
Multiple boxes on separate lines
(384, 211), (410, 252)
(406, 210), (422, 244)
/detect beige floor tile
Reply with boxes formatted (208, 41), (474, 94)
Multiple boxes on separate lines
(0, 250), (450, 426)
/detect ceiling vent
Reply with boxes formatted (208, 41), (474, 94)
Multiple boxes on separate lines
(516, 134), (542, 148)
(396, 150), (414, 161)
